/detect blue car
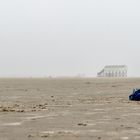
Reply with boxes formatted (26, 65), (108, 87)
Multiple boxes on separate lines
(129, 89), (140, 101)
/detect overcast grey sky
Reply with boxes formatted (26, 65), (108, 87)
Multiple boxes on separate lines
(0, 0), (140, 77)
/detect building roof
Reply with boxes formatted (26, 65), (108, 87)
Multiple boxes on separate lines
(104, 65), (127, 69)
(104, 65), (127, 70)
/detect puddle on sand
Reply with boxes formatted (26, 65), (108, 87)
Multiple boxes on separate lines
(93, 104), (104, 106)
(88, 129), (102, 133)
(121, 130), (139, 134)
(60, 111), (71, 116)
(94, 108), (113, 111)
(96, 121), (109, 124)
(25, 115), (45, 120)
(87, 123), (96, 126)
(2, 122), (22, 126)
(24, 112), (60, 121)
(85, 112), (105, 115)
(41, 129), (102, 136)
(120, 137), (129, 140)
(122, 113), (140, 117)
(94, 109), (105, 111)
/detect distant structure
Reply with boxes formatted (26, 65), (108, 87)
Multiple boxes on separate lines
(97, 65), (127, 77)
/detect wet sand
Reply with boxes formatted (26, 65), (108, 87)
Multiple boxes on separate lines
(0, 78), (140, 140)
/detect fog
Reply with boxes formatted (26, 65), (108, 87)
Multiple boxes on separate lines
(0, 0), (140, 77)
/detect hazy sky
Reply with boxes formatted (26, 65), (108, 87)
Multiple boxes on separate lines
(0, 0), (140, 77)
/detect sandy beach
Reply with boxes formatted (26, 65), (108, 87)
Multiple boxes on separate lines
(0, 78), (140, 140)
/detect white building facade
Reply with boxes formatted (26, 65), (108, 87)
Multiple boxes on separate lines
(97, 65), (127, 77)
